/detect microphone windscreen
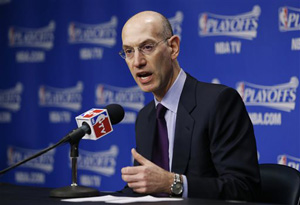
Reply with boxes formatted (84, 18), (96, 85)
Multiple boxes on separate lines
(105, 104), (125, 125)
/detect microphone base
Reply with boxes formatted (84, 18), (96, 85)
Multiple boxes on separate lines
(50, 185), (100, 198)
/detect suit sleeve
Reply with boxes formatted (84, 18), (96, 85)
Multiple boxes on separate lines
(187, 87), (261, 201)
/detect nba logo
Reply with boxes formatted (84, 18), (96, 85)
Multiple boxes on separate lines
(278, 155), (287, 165)
(82, 109), (103, 119)
(278, 154), (300, 171)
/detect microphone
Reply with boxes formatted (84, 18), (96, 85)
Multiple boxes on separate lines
(50, 104), (125, 198)
(67, 104), (125, 143)
(1, 104), (124, 198)
(0, 104), (125, 176)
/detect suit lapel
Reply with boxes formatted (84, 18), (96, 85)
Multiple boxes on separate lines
(138, 102), (156, 161)
(172, 74), (197, 174)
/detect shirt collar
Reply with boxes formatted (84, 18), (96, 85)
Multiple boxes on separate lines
(155, 69), (187, 114)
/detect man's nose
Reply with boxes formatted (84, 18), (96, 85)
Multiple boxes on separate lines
(133, 49), (146, 68)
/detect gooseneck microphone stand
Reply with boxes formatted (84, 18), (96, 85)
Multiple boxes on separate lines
(0, 104), (125, 198)
(0, 123), (100, 198)
(49, 132), (99, 198)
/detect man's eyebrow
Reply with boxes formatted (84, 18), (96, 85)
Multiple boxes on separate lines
(123, 39), (156, 48)
(139, 39), (156, 45)
(122, 45), (132, 49)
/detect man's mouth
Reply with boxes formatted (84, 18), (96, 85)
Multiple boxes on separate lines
(137, 72), (153, 84)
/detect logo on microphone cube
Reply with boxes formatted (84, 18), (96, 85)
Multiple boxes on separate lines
(76, 108), (113, 140)
(92, 111), (112, 139)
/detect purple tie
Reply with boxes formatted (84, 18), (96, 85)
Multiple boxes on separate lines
(152, 103), (169, 171)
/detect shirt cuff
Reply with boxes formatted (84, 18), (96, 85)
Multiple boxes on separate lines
(182, 175), (188, 198)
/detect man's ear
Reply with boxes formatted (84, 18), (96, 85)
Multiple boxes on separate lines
(168, 35), (180, 60)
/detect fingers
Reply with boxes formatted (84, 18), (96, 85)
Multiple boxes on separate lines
(121, 148), (168, 194)
(131, 148), (152, 166)
(121, 172), (133, 183)
(128, 182), (148, 193)
(121, 166), (138, 175)
(121, 165), (148, 181)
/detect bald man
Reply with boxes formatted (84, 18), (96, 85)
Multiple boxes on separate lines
(119, 11), (260, 201)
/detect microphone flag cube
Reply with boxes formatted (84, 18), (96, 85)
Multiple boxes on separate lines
(75, 108), (113, 140)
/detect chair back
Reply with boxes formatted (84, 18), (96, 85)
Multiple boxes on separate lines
(259, 164), (300, 205)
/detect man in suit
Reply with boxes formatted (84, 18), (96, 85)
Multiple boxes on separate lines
(119, 11), (260, 201)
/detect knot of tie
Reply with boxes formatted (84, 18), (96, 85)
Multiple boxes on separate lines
(156, 103), (167, 119)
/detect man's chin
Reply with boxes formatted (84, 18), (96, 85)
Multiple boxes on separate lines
(139, 84), (155, 93)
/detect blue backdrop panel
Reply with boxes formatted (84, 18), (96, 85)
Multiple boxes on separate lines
(0, 0), (299, 191)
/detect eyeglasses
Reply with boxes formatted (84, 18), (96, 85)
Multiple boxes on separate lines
(119, 38), (170, 60)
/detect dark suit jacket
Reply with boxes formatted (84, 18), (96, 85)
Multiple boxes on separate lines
(123, 74), (260, 201)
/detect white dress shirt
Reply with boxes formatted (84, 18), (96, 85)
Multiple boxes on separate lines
(154, 69), (188, 197)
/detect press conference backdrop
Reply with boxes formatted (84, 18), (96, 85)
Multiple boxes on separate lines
(0, 0), (299, 191)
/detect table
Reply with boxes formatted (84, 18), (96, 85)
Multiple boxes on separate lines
(0, 183), (272, 205)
